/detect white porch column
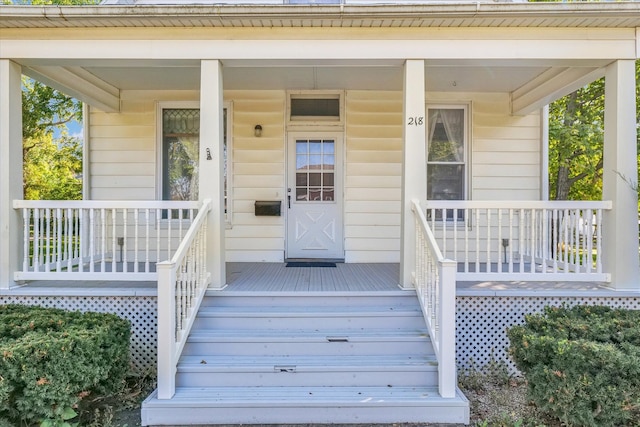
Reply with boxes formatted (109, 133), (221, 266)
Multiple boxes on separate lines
(602, 59), (639, 290)
(199, 60), (226, 288)
(0, 60), (23, 290)
(400, 60), (427, 289)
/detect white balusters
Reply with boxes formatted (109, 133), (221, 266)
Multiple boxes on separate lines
(157, 199), (211, 399)
(423, 200), (612, 282)
(411, 200), (456, 398)
(13, 200), (200, 281)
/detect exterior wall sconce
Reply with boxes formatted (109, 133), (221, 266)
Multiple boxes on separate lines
(254, 125), (263, 137)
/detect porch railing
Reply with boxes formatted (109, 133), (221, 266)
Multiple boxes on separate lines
(157, 199), (211, 399)
(13, 200), (201, 281)
(423, 200), (612, 282)
(411, 199), (457, 399)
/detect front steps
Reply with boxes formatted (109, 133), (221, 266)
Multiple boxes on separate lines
(142, 291), (469, 425)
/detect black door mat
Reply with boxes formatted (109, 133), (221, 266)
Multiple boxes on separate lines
(286, 262), (337, 268)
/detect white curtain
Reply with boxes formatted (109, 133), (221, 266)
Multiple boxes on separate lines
(439, 109), (464, 162)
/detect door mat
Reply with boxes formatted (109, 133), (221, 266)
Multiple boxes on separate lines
(286, 262), (337, 268)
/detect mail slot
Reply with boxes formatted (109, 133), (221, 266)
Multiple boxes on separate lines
(254, 200), (281, 216)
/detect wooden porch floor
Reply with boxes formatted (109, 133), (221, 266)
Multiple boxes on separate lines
(225, 262), (400, 292)
(14, 262), (616, 295)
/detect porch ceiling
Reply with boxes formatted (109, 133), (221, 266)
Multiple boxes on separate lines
(18, 59), (605, 115)
(77, 63), (550, 92)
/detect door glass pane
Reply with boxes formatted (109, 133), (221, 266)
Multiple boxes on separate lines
(296, 140), (307, 153)
(309, 173), (321, 186)
(296, 188), (308, 201)
(309, 188), (322, 201)
(322, 188), (334, 201)
(294, 138), (336, 203)
(323, 173), (334, 187)
(296, 173), (307, 186)
(297, 155), (309, 171)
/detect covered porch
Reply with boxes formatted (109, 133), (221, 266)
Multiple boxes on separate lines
(1, 3), (639, 425)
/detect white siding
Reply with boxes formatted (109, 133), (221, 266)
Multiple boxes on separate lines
(225, 91), (286, 262)
(345, 91), (403, 263)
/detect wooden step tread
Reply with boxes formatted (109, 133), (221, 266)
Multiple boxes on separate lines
(178, 354), (438, 372)
(187, 328), (430, 342)
(197, 305), (422, 317)
(144, 386), (468, 407)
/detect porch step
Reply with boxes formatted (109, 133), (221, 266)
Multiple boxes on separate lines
(141, 386), (470, 425)
(176, 354), (438, 387)
(142, 291), (469, 425)
(194, 304), (425, 329)
(182, 328), (433, 356)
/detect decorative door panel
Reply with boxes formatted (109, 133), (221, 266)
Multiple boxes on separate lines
(287, 134), (343, 259)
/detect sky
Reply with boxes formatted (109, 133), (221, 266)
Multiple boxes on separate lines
(52, 118), (83, 141)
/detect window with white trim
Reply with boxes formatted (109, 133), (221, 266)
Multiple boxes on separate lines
(427, 105), (468, 202)
(160, 102), (232, 223)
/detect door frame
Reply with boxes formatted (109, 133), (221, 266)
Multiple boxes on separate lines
(285, 131), (345, 260)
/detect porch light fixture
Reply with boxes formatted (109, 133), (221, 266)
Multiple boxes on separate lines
(254, 125), (263, 137)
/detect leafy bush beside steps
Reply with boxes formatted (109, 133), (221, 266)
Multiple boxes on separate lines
(508, 305), (640, 427)
(0, 304), (131, 427)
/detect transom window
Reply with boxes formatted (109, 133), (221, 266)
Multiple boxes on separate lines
(287, 92), (343, 126)
(160, 103), (232, 222)
(427, 106), (468, 202)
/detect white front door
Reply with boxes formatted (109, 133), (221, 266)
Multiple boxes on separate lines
(286, 133), (344, 259)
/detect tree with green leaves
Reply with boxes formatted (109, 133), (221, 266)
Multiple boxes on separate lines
(21, 77), (83, 200)
(548, 60), (640, 201)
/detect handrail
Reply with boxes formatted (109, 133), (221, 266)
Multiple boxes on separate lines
(13, 200), (201, 209)
(156, 198), (212, 400)
(411, 199), (457, 398)
(424, 200), (612, 210)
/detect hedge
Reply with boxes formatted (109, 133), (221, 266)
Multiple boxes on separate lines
(0, 304), (130, 426)
(508, 305), (640, 427)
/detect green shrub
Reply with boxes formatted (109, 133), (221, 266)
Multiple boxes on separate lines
(0, 304), (131, 426)
(508, 305), (640, 427)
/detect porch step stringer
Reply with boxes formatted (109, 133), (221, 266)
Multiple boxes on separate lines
(141, 291), (470, 425)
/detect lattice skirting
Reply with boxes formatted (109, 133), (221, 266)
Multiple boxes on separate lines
(0, 296), (157, 372)
(2, 295), (639, 374)
(457, 295), (640, 372)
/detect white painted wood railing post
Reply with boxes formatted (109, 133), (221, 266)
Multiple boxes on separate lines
(157, 260), (177, 400)
(438, 259), (457, 399)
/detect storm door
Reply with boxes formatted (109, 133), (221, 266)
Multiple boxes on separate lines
(286, 133), (344, 259)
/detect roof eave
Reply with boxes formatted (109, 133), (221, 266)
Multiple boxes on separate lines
(1, 2), (639, 28)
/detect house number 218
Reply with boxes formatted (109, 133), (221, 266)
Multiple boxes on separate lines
(408, 117), (424, 126)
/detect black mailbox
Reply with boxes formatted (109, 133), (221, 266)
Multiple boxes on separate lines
(254, 200), (281, 216)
